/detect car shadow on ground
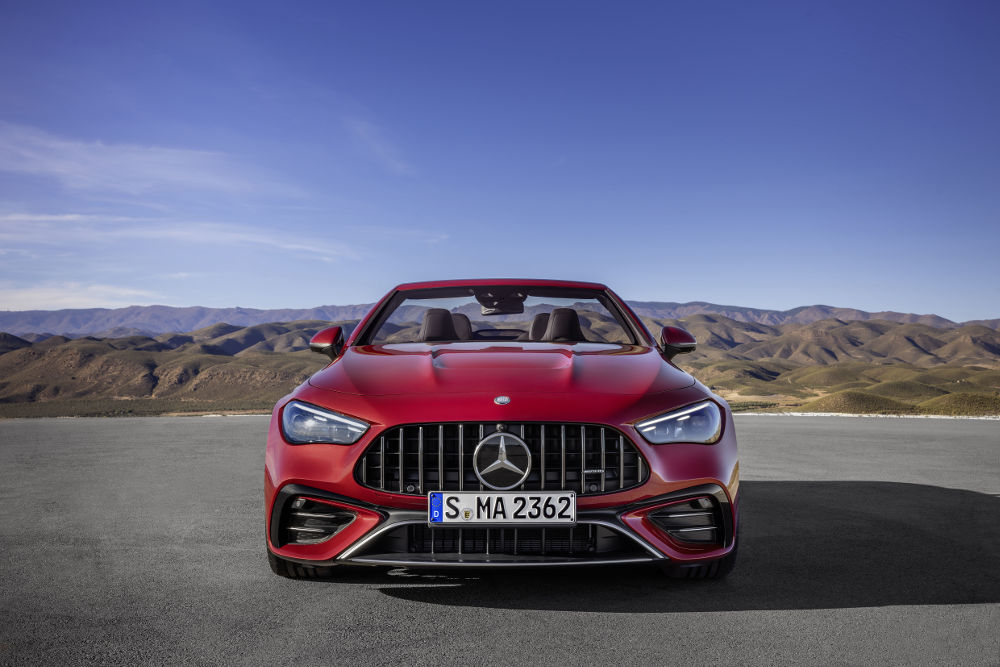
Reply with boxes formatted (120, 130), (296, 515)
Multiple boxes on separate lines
(360, 481), (1000, 612)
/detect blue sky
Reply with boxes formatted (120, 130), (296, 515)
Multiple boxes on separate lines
(0, 1), (997, 321)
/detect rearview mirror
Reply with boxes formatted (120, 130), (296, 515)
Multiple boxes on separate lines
(309, 326), (345, 360)
(661, 326), (696, 359)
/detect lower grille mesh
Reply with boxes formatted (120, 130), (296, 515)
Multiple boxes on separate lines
(355, 522), (647, 560)
(410, 524), (598, 556)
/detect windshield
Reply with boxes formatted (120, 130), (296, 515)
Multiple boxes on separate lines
(364, 285), (637, 345)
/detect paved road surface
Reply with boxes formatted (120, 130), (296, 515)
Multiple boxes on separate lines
(0, 415), (997, 665)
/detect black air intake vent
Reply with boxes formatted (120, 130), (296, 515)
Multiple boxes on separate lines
(648, 496), (721, 545)
(280, 497), (355, 545)
(356, 422), (647, 496)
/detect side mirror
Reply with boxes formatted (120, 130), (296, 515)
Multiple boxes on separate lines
(661, 326), (696, 359)
(309, 326), (345, 360)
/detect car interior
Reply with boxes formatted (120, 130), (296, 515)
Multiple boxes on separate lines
(416, 307), (590, 343)
(365, 286), (636, 345)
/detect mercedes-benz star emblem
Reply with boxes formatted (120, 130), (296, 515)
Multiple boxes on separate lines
(472, 431), (532, 490)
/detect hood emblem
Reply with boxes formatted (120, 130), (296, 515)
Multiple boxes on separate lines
(494, 395), (511, 405)
(473, 432), (532, 490)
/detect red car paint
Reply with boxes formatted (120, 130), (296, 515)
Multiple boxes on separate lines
(265, 279), (739, 571)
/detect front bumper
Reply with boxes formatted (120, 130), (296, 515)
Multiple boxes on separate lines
(267, 482), (738, 568)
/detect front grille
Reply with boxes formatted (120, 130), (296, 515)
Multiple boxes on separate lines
(356, 423), (647, 496)
(358, 522), (647, 560)
(648, 496), (721, 545)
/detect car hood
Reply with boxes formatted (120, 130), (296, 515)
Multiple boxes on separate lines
(308, 342), (695, 396)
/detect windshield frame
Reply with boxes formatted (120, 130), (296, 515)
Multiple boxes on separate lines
(353, 284), (647, 347)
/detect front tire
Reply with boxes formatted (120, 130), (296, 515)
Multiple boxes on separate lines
(660, 542), (737, 579)
(661, 508), (740, 580)
(267, 551), (337, 579)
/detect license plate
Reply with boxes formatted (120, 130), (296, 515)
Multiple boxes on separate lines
(428, 491), (576, 525)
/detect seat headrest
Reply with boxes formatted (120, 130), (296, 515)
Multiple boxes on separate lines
(529, 312), (550, 341)
(543, 308), (586, 342)
(452, 313), (473, 340)
(419, 308), (459, 342)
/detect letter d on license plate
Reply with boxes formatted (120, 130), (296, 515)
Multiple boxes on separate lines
(428, 491), (576, 525)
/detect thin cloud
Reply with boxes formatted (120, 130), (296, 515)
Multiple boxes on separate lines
(0, 214), (359, 261)
(0, 282), (162, 310)
(115, 221), (361, 260)
(344, 118), (412, 174)
(0, 121), (300, 197)
(0, 213), (144, 223)
(342, 223), (449, 244)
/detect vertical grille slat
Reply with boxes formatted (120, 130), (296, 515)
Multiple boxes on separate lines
(358, 422), (647, 497)
(618, 435), (625, 490)
(479, 425), (485, 492)
(458, 424), (464, 492)
(560, 425), (567, 491)
(379, 437), (385, 490)
(398, 429), (404, 494)
(520, 424), (527, 491)
(540, 425), (546, 491)
(437, 425), (444, 492)
(599, 429), (606, 493)
(417, 426), (424, 495)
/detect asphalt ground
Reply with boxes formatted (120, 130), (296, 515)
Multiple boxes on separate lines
(0, 415), (997, 666)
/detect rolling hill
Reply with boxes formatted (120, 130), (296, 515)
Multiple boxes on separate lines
(0, 312), (997, 418)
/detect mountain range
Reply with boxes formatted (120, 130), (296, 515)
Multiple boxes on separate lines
(1, 301), (997, 337)
(0, 312), (997, 418)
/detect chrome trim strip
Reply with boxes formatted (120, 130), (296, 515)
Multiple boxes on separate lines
(337, 512), (425, 560)
(343, 556), (657, 568)
(337, 517), (665, 561)
(671, 526), (716, 533)
(290, 511), (350, 520)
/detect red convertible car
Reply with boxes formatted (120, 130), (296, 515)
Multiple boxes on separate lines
(265, 279), (739, 578)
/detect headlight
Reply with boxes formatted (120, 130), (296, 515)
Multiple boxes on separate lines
(635, 401), (722, 444)
(281, 401), (369, 445)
